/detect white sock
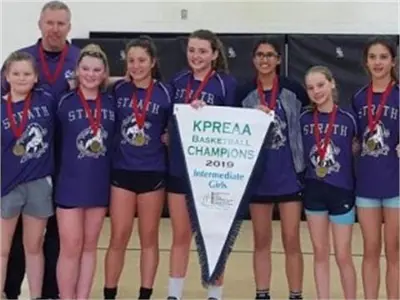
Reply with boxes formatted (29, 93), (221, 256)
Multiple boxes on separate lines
(207, 285), (223, 299)
(168, 277), (185, 298)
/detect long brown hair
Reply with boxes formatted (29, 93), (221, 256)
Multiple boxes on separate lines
(189, 29), (229, 73)
(363, 37), (398, 82)
(125, 36), (162, 80)
(252, 38), (282, 75)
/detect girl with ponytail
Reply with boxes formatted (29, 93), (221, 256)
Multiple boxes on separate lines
(55, 43), (116, 299)
(352, 37), (399, 300)
(166, 29), (237, 300)
(301, 66), (357, 300)
(103, 36), (172, 300)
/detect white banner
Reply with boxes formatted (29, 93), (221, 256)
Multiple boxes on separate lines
(174, 104), (275, 284)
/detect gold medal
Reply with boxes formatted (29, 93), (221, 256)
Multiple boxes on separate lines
(366, 139), (376, 151)
(315, 166), (328, 178)
(90, 140), (102, 153)
(134, 132), (146, 146)
(12, 144), (25, 156)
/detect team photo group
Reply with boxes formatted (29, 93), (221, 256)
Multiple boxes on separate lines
(1, 1), (399, 300)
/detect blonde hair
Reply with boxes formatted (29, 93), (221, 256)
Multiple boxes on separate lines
(76, 44), (110, 90)
(305, 65), (339, 107)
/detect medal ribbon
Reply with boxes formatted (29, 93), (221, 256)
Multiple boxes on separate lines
(184, 69), (214, 103)
(257, 76), (279, 110)
(367, 81), (393, 132)
(6, 92), (32, 139)
(132, 80), (154, 129)
(313, 105), (338, 163)
(77, 88), (102, 135)
(39, 42), (69, 84)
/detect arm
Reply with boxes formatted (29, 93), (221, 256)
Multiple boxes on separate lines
(162, 82), (176, 146)
(291, 80), (310, 108)
(346, 101), (361, 156)
(223, 75), (238, 107)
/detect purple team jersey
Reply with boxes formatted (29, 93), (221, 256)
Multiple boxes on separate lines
(55, 90), (116, 207)
(300, 107), (358, 191)
(352, 84), (399, 198)
(1, 87), (56, 196)
(169, 70), (237, 178)
(19, 39), (80, 98)
(112, 79), (172, 172)
(254, 90), (301, 196)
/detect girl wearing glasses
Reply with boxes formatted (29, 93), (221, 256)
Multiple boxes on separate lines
(237, 38), (308, 300)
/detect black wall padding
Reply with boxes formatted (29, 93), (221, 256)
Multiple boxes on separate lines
(176, 35), (286, 83)
(221, 35), (287, 82)
(151, 38), (187, 81)
(77, 33), (397, 222)
(72, 38), (128, 76)
(287, 34), (399, 106)
(71, 38), (186, 81)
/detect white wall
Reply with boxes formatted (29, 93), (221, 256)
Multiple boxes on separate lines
(1, 0), (399, 63)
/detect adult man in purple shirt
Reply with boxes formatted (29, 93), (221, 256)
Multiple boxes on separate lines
(3, 1), (80, 299)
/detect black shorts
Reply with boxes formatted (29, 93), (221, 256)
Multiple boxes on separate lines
(250, 192), (302, 204)
(303, 179), (355, 215)
(111, 169), (166, 195)
(55, 203), (108, 209)
(166, 175), (189, 195)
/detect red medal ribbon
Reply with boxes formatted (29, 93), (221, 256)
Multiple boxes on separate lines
(39, 42), (69, 84)
(257, 76), (279, 110)
(313, 105), (338, 162)
(184, 69), (214, 103)
(77, 88), (102, 135)
(6, 93), (32, 139)
(367, 81), (393, 132)
(132, 81), (154, 129)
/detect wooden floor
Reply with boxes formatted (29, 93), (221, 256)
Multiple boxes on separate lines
(21, 219), (387, 299)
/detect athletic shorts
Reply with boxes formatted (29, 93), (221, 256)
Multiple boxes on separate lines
(1, 176), (54, 219)
(303, 179), (355, 225)
(111, 169), (166, 195)
(166, 175), (190, 195)
(356, 196), (400, 208)
(55, 203), (109, 209)
(250, 192), (302, 204)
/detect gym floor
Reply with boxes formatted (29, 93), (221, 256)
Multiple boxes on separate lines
(21, 220), (387, 299)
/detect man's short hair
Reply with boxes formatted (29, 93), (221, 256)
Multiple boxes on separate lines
(41, 1), (71, 21)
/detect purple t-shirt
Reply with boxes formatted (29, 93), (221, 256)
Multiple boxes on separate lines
(19, 39), (80, 98)
(1, 88), (55, 196)
(112, 79), (172, 172)
(169, 70), (237, 178)
(55, 90), (116, 207)
(351, 84), (399, 198)
(300, 106), (358, 191)
(254, 90), (301, 196)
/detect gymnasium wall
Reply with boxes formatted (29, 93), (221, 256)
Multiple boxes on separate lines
(1, 0), (399, 220)
(1, 0), (399, 64)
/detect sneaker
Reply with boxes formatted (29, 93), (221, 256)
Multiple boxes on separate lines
(256, 294), (271, 300)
